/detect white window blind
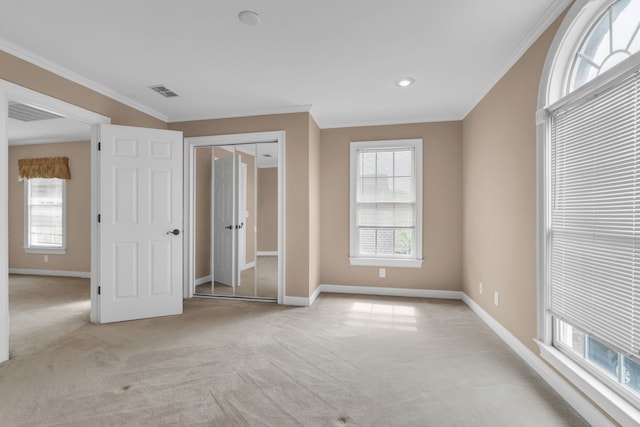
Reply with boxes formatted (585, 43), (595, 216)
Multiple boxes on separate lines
(26, 178), (65, 249)
(549, 69), (640, 359)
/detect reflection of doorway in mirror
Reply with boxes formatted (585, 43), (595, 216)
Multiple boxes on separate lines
(192, 141), (279, 301)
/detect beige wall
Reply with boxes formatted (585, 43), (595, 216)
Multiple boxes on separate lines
(319, 122), (463, 290)
(9, 141), (91, 272)
(240, 152), (256, 265)
(308, 116), (321, 296)
(0, 51), (165, 129)
(170, 113), (313, 298)
(257, 167), (278, 252)
(462, 17), (563, 353)
(195, 147), (212, 280)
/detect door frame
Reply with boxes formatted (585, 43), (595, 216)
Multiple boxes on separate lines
(0, 79), (110, 362)
(183, 131), (285, 304)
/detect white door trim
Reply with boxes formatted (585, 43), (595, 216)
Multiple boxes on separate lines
(0, 79), (110, 362)
(183, 131), (285, 304)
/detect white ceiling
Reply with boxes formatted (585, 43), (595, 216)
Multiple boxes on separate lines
(0, 0), (568, 131)
(8, 117), (91, 145)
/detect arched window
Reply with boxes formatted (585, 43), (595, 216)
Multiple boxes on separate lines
(568, 0), (640, 92)
(538, 0), (640, 423)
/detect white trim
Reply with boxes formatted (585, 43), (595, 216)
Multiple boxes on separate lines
(320, 114), (464, 130)
(348, 257), (423, 268)
(24, 248), (66, 255)
(538, 342), (640, 426)
(242, 261), (256, 270)
(536, 3), (640, 423)
(24, 178), (67, 254)
(170, 104), (312, 123)
(319, 284), (462, 300)
(195, 275), (212, 286)
(309, 286), (322, 306)
(463, 0), (572, 116)
(257, 251), (278, 257)
(0, 79), (110, 362)
(9, 268), (90, 278)
(462, 294), (613, 427)
(0, 86), (7, 363)
(0, 39), (167, 122)
(183, 131), (286, 304)
(349, 139), (423, 265)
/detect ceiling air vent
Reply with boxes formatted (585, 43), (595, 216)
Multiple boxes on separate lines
(8, 101), (64, 121)
(149, 85), (179, 98)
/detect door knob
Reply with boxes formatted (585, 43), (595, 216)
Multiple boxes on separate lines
(225, 225), (233, 230)
(166, 229), (181, 236)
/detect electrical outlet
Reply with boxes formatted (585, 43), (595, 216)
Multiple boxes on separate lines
(479, 282), (483, 294)
(44, 255), (48, 262)
(494, 291), (499, 306)
(379, 268), (386, 278)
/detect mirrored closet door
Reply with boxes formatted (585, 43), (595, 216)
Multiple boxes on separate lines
(193, 142), (278, 300)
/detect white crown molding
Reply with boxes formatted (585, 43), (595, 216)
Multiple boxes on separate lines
(9, 268), (90, 278)
(169, 104), (313, 123)
(461, 0), (572, 118)
(320, 114), (464, 130)
(0, 38), (168, 122)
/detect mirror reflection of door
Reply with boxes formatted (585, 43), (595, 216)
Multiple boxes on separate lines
(193, 142), (278, 300)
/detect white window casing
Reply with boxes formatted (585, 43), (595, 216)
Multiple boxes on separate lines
(349, 139), (423, 268)
(24, 178), (67, 254)
(538, 0), (640, 422)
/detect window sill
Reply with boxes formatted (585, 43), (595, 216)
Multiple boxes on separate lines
(349, 257), (423, 268)
(536, 340), (640, 426)
(24, 248), (66, 255)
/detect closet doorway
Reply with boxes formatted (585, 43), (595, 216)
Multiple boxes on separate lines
(184, 132), (284, 303)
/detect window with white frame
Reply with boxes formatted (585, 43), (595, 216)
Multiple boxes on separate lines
(25, 178), (66, 253)
(349, 139), (422, 268)
(540, 0), (640, 418)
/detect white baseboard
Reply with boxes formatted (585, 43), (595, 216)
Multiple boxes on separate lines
(319, 284), (463, 300)
(9, 268), (90, 279)
(257, 251), (278, 257)
(309, 285), (322, 305)
(195, 275), (212, 286)
(241, 262), (256, 270)
(461, 294), (612, 427)
(283, 295), (311, 307)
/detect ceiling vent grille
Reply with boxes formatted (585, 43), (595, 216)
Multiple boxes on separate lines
(8, 101), (64, 121)
(149, 85), (179, 98)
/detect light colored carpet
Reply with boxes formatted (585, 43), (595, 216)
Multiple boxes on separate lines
(2, 275), (588, 426)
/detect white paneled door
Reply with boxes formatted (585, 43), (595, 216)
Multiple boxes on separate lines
(213, 154), (238, 287)
(98, 124), (183, 323)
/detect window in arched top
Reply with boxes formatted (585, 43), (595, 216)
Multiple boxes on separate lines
(568, 0), (640, 93)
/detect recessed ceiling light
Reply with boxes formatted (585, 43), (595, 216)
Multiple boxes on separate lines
(395, 77), (415, 87)
(239, 10), (260, 25)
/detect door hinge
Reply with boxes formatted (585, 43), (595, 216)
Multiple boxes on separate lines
(98, 141), (101, 151)
(98, 214), (101, 223)
(98, 286), (101, 295)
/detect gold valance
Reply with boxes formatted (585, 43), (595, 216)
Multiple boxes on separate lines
(18, 157), (71, 180)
